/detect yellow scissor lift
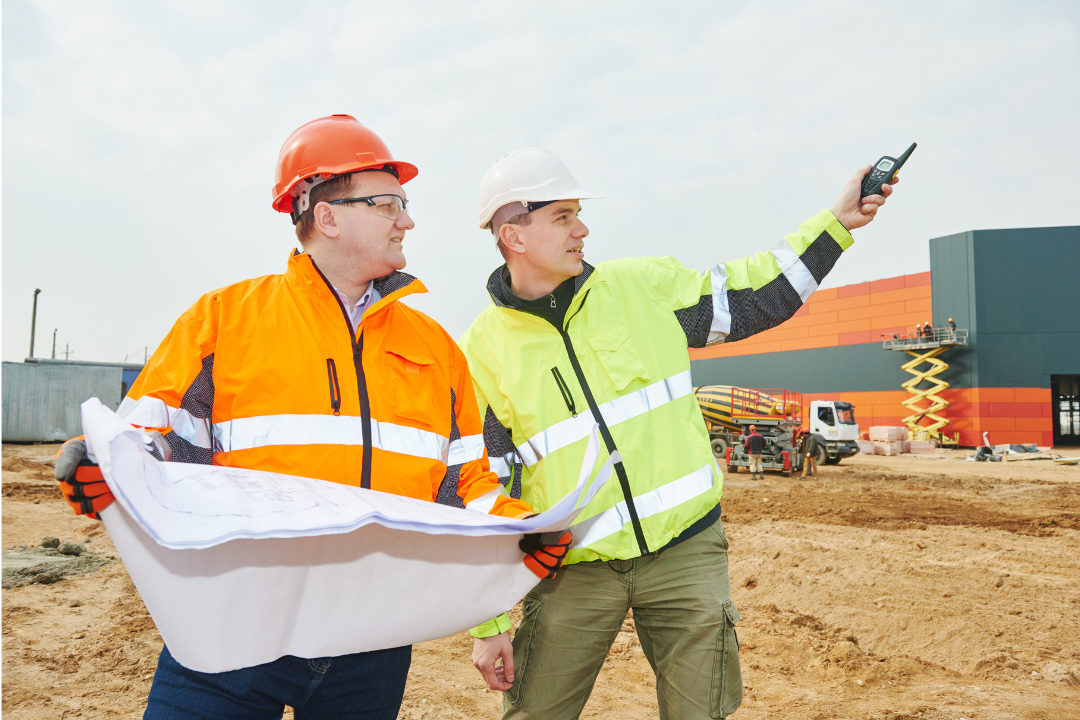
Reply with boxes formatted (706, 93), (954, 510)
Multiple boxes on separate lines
(882, 327), (969, 446)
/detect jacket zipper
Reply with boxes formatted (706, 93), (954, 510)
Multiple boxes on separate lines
(550, 367), (578, 417)
(326, 359), (342, 415)
(310, 260), (373, 490)
(559, 291), (650, 557)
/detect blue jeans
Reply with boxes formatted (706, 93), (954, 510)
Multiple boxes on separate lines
(144, 644), (412, 719)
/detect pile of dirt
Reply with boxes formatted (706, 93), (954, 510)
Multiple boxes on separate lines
(2, 454), (55, 478)
(3, 545), (115, 589)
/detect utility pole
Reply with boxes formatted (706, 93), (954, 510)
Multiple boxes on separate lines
(64, 342), (71, 361)
(144, 346), (149, 363)
(52, 329), (57, 359)
(29, 289), (41, 358)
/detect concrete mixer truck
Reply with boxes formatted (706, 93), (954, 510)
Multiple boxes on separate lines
(695, 386), (859, 476)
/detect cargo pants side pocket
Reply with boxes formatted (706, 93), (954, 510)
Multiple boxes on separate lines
(506, 592), (544, 708)
(710, 599), (743, 719)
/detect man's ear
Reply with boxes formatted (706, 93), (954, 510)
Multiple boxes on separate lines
(313, 202), (341, 239)
(499, 223), (527, 256)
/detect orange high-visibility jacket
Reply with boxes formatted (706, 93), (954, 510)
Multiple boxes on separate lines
(118, 251), (531, 518)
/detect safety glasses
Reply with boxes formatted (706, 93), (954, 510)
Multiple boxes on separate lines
(327, 194), (409, 221)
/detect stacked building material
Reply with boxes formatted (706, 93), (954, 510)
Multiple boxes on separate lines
(856, 439), (875, 454)
(873, 441), (903, 456)
(908, 441), (936, 453)
(869, 426), (908, 442)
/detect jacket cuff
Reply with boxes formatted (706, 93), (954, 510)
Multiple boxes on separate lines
(822, 209), (855, 250)
(469, 613), (513, 638)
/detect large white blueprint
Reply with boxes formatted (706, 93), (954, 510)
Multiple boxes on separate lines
(81, 399), (613, 673)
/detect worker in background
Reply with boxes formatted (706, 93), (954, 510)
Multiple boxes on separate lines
(949, 317), (957, 339)
(52, 115), (565, 720)
(924, 319), (934, 338)
(915, 322), (922, 341)
(461, 147), (899, 719)
(745, 424), (766, 480)
(743, 425), (768, 481)
(798, 429), (820, 480)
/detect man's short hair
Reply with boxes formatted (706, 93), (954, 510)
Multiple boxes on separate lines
(493, 211), (531, 261)
(294, 166), (399, 244)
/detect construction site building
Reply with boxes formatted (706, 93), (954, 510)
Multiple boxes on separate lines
(690, 225), (1080, 448)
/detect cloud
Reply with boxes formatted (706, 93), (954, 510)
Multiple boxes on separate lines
(4, 0), (1078, 362)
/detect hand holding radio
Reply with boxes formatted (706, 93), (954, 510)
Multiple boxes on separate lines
(829, 143), (914, 231)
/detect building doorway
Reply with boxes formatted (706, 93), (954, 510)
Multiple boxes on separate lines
(1051, 375), (1080, 446)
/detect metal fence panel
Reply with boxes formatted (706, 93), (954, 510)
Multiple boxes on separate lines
(2, 362), (122, 442)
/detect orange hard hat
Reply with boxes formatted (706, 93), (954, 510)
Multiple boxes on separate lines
(272, 114), (418, 221)
(749, 424), (756, 431)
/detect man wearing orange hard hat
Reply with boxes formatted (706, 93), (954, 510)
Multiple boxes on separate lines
(52, 115), (569, 719)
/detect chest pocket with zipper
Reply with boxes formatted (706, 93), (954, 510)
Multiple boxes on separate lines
(385, 348), (438, 427)
(585, 323), (650, 392)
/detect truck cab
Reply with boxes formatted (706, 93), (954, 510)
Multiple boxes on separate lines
(808, 400), (860, 463)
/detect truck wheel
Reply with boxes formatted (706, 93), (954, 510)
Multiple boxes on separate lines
(711, 438), (729, 457)
(824, 456), (840, 465)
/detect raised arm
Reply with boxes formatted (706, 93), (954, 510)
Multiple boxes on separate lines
(672, 166), (897, 347)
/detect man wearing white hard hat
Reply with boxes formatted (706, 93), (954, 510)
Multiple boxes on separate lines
(458, 147), (898, 719)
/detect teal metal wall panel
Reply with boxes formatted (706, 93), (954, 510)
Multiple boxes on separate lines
(929, 230), (979, 388)
(971, 226), (1080, 335)
(968, 226), (1080, 387)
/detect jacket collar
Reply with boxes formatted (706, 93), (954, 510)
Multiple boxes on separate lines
(485, 261), (596, 310)
(285, 250), (427, 311)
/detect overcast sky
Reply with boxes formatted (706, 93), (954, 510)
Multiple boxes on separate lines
(3, 0), (1078, 363)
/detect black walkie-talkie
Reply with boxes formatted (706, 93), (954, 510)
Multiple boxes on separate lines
(861, 142), (916, 198)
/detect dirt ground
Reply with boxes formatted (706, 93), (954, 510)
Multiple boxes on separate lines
(4, 443), (1080, 719)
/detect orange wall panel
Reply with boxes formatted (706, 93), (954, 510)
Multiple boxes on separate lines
(870, 313), (922, 330)
(1016, 417), (1052, 432)
(1015, 388), (1051, 403)
(729, 341), (783, 356)
(840, 302), (907, 321)
(837, 282), (870, 298)
(869, 276), (907, 293)
(869, 285), (931, 306)
(905, 271), (932, 287)
(782, 336), (837, 352)
(905, 298), (933, 314)
(804, 311), (841, 326)
(976, 388), (1016, 403)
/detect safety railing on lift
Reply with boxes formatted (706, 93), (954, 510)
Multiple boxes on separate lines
(881, 327), (968, 351)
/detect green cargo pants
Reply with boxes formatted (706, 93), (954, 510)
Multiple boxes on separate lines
(503, 518), (742, 720)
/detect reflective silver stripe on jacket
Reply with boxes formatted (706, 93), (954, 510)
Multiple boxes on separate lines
(515, 369), (693, 467)
(464, 484), (509, 514)
(118, 395), (213, 450)
(448, 434), (485, 466)
(707, 237), (820, 345)
(569, 462), (716, 549)
(488, 452), (515, 479)
(213, 414), (450, 462)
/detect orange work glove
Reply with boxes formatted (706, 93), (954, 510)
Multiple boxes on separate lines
(54, 439), (114, 520)
(519, 531), (572, 580)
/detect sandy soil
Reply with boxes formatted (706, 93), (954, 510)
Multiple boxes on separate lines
(4, 444), (1080, 719)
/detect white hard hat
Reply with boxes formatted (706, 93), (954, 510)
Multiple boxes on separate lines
(478, 148), (601, 229)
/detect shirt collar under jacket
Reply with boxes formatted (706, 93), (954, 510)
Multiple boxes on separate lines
(329, 281), (381, 332)
(284, 250), (427, 320)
